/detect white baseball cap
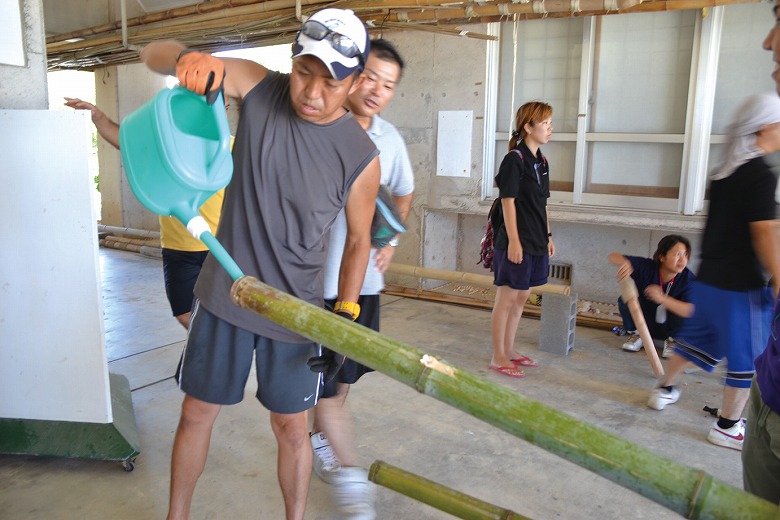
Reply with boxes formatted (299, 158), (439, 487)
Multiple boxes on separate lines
(292, 8), (370, 80)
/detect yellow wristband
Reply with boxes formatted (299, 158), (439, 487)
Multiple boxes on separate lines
(333, 301), (360, 320)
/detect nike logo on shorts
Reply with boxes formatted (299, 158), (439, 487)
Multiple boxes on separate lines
(304, 394), (314, 401)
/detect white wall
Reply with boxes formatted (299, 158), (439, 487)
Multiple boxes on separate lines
(0, 110), (111, 423)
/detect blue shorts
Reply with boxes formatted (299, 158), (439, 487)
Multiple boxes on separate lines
(672, 281), (773, 388)
(162, 248), (209, 317)
(493, 248), (549, 290)
(177, 301), (322, 413)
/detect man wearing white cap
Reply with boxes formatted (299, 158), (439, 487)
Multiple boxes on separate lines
(140, 8), (379, 520)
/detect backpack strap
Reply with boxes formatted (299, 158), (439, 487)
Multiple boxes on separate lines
(512, 147), (548, 171)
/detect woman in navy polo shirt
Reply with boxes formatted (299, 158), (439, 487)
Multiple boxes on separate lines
(608, 235), (695, 358)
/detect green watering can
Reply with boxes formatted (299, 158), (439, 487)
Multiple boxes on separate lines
(119, 86), (244, 280)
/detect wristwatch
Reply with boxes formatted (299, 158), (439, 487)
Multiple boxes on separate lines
(388, 237), (399, 247)
(333, 300), (361, 320)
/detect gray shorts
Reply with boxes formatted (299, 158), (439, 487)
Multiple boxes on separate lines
(177, 300), (322, 413)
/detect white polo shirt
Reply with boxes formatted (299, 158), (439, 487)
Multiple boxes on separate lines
(323, 115), (415, 298)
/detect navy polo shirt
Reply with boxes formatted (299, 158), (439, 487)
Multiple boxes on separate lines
(493, 141), (550, 256)
(626, 255), (695, 338)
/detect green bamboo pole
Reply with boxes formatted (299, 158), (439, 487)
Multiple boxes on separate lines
(369, 460), (530, 519)
(230, 276), (780, 519)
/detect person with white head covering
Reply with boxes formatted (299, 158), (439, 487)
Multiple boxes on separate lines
(647, 91), (780, 453)
(711, 91), (780, 180)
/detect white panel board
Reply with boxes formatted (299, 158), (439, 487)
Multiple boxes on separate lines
(0, 110), (111, 423)
(0, 0), (25, 66)
(436, 110), (473, 177)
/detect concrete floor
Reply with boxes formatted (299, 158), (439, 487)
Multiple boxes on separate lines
(0, 248), (747, 519)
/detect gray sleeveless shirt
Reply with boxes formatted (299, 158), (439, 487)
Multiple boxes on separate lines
(194, 71), (378, 342)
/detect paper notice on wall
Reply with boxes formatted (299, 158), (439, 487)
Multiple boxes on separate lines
(436, 110), (472, 177)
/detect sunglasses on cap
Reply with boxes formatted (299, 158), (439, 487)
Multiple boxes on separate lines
(300, 20), (365, 66)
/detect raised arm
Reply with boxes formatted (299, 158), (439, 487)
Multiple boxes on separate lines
(607, 252), (633, 282)
(139, 40), (184, 76)
(63, 98), (119, 149)
(139, 40), (268, 101)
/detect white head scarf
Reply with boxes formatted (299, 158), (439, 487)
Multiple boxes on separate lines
(711, 91), (780, 181)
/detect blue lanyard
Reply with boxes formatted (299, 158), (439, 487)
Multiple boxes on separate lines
(660, 269), (675, 295)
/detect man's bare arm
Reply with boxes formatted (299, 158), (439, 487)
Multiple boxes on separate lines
(373, 192), (414, 273)
(140, 40), (268, 100)
(139, 40), (184, 76)
(393, 193), (413, 222)
(63, 98), (120, 149)
(338, 157), (381, 306)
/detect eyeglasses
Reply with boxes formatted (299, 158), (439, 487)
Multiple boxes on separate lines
(300, 20), (364, 66)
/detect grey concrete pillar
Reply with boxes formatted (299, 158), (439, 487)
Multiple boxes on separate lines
(539, 292), (578, 355)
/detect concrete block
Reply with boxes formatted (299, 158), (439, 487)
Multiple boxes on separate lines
(539, 292), (577, 355)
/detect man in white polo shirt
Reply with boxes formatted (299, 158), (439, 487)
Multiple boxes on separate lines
(310, 39), (415, 519)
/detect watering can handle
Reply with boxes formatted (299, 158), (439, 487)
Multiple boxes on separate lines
(206, 81), (225, 106)
(177, 49), (225, 106)
(208, 90), (232, 180)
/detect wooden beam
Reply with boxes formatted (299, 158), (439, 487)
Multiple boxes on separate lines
(45, 0), (764, 70)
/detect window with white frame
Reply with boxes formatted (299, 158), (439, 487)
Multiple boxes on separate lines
(492, 18), (582, 195)
(484, 3), (776, 215)
(709, 4), (777, 177)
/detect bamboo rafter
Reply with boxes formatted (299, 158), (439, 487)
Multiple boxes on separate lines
(46, 0), (762, 70)
(228, 275), (780, 519)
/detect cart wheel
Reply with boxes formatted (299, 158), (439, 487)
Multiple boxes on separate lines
(121, 458), (136, 472)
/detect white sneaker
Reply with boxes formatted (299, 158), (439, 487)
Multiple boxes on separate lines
(311, 432), (340, 484)
(707, 419), (745, 451)
(332, 467), (376, 520)
(662, 337), (675, 359)
(622, 334), (643, 352)
(647, 385), (680, 410)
